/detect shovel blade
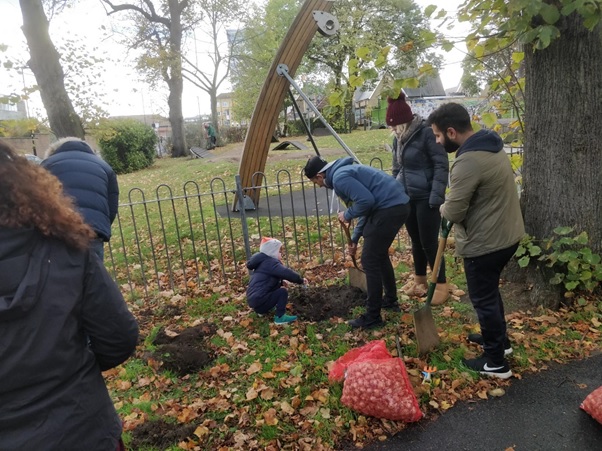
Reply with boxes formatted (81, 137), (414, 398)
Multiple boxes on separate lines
(413, 304), (440, 356)
(348, 267), (367, 293)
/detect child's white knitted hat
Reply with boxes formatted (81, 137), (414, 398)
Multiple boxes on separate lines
(260, 237), (282, 259)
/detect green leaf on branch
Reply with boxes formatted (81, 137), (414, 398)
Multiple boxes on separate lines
(481, 112), (497, 128)
(565, 281), (579, 291)
(418, 63), (435, 75)
(401, 77), (420, 89)
(424, 5), (437, 18)
(435, 9), (447, 19)
(348, 74), (365, 89)
(561, 3), (578, 16)
(511, 51), (524, 63)
(535, 25), (559, 49)
(540, 3), (560, 24)
(419, 29), (437, 46)
(442, 40), (454, 52)
(361, 68), (378, 80)
(518, 256), (530, 268)
(355, 47), (371, 60)
(554, 226), (573, 236)
(328, 91), (344, 108)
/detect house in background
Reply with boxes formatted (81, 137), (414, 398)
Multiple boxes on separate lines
(0, 97), (27, 121)
(354, 74), (449, 128)
(216, 92), (233, 127)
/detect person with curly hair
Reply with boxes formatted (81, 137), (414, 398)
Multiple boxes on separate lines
(0, 140), (139, 450)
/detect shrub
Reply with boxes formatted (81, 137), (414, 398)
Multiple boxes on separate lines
(95, 119), (157, 174)
(515, 227), (602, 301)
(184, 120), (206, 149)
(219, 126), (247, 145)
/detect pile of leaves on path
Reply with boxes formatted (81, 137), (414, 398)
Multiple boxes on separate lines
(104, 262), (602, 450)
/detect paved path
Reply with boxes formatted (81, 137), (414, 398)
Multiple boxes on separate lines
(356, 353), (602, 451)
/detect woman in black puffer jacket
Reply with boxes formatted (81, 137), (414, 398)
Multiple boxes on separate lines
(0, 140), (138, 450)
(387, 93), (450, 304)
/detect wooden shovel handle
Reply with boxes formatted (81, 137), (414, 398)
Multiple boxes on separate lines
(430, 219), (453, 285)
(339, 219), (362, 271)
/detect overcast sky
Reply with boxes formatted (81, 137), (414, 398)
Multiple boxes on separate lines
(0, 0), (469, 120)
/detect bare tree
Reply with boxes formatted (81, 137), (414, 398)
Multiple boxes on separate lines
(181, 0), (243, 135)
(102, 0), (193, 157)
(19, 0), (85, 138)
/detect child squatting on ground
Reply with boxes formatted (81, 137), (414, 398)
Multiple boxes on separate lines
(246, 238), (307, 324)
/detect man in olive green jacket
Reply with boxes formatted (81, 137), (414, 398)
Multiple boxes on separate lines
(428, 103), (525, 379)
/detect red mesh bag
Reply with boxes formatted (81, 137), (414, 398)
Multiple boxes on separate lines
(581, 385), (602, 424)
(329, 340), (391, 382)
(341, 358), (422, 422)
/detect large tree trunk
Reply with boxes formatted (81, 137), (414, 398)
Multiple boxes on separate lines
(519, 14), (602, 306)
(209, 88), (218, 136)
(19, 0), (85, 139)
(167, 0), (187, 157)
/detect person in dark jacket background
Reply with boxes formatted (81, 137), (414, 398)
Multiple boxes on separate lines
(246, 237), (307, 324)
(305, 156), (410, 330)
(0, 140), (139, 450)
(42, 137), (119, 261)
(387, 92), (450, 304)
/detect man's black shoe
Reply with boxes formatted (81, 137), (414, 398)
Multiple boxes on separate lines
(381, 302), (401, 312)
(462, 355), (512, 379)
(348, 315), (384, 330)
(467, 333), (513, 356)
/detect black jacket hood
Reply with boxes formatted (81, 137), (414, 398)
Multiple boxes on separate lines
(457, 129), (504, 157)
(0, 228), (48, 321)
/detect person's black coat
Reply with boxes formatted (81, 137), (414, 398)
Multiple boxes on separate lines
(392, 122), (449, 207)
(42, 141), (119, 241)
(0, 227), (139, 450)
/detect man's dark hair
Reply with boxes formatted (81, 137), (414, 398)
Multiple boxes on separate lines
(427, 103), (473, 133)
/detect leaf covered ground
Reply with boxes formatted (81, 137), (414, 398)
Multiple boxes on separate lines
(107, 137), (602, 449)
(105, 253), (602, 450)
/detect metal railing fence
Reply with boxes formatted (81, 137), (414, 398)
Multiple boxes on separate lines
(106, 150), (523, 299)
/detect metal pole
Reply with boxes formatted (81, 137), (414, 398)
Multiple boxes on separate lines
(276, 64), (361, 164)
(235, 174), (252, 264)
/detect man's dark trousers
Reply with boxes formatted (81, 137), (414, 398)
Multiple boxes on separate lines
(362, 204), (410, 320)
(464, 243), (519, 365)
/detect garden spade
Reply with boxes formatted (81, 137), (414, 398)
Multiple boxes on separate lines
(413, 219), (453, 356)
(339, 219), (367, 293)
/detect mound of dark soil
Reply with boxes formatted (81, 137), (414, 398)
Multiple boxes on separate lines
(130, 419), (196, 449)
(288, 285), (366, 321)
(152, 324), (216, 376)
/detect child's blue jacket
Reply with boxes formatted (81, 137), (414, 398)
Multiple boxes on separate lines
(246, 252), (303, 306)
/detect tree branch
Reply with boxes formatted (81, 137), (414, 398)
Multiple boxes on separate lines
(101, 0), (170, 27)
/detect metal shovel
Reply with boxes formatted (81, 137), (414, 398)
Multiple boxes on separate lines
(413, 218), (453, 356)
(340, 219), (367, 292)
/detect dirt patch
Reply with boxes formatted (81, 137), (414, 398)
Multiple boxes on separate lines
(130, 419), (196, 450)
(288, 285), (365, 322)
(152, 324), (216, 376)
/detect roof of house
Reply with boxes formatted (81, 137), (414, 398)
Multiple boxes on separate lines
(353, 73), (447, 104)
(403, 74), (446, 98)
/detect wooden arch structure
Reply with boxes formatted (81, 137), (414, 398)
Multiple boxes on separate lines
(237, 0), (336, 207)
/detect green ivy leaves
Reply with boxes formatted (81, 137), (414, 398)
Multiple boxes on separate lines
(515, 227), (602, 295)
